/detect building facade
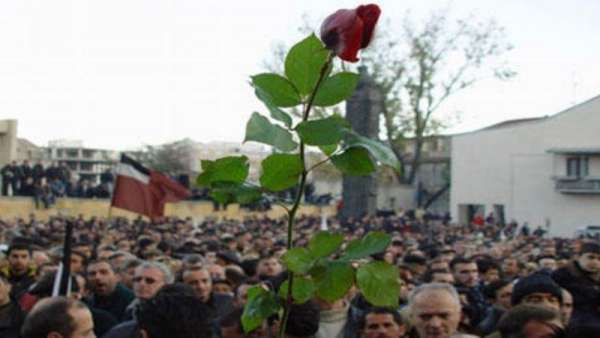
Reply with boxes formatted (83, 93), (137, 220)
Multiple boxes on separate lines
(310, 135), (451, 213)
(0, 120), (18, 166)
(44, 140), (119, 184)
(450, 95), (600, 236)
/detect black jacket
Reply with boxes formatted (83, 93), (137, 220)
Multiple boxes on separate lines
(86, 284), (135, 322)
(102, 319), (138, 338)
(552, 260), (600, 325)
(90, 307), (119, 337)
(0, 301), (25, 338)
(206, 293), (234, 320)
(477, 306), (505, 336)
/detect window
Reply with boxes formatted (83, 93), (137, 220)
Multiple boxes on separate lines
(82, 150), (94, 158)
(566, 156), (589, 177)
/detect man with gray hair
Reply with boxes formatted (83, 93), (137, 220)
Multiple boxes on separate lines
(409, 283), (462, 338)
(103, 261), (174, 338)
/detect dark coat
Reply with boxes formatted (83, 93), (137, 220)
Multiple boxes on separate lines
(552, 260), (600, 325)
(206, 292), (234, 320)
(477, 306), (505, 336)
(102, 319), (138, 338)
(0, 301), (25, 338)
(0, 267), (37, 301)
(86, 283), (135, 322)
(90, 307), (119, 337)
(32, 164), (45, 182)
(455, 284), (488, 326)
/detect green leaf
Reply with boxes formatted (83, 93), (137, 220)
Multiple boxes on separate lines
(319, 144), (337, 156)
(331, 147), (376, 176)
(313, 261), (354, 302)
(255, 87), (293, 128)
(259, 154), (303, 192)
(282, 247), (316, 274)
(346, 132), (401, 172)
(356, 261), (400, 307)
(285, 34), (330, 96)
(252, 73), (301, 107)
(209, 189), (234, 205)
(341, 231), (391, 261)
(234, 185), (263, 204)
(196, 156), (249, 187)
(244, 112), (297, 152)
(242, 286), (281, 333)
(313, 72), (360, 107)
(279, 277), (316, 304)
(210, 183), (263, 205)
(308, 232), (344, 258)
(296, 115), (350, 146)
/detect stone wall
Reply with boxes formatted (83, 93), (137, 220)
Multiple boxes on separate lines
(0, 197), (336, 222)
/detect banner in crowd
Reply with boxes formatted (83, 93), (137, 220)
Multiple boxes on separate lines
(111, 154), (190, 219)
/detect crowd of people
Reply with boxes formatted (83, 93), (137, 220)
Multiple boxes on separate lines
(0, 212), (599, 338)
(1, 160), (114, 208)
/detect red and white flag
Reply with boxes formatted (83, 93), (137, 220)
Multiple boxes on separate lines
(111, 154), (190, 219)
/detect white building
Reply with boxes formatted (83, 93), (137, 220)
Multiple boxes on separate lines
(450, 95), (600, 236)
(45, 140), (119, 184)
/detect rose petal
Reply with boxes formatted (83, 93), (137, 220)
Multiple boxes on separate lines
(320, 4), (381, 63)
(356, 4), (381, 48)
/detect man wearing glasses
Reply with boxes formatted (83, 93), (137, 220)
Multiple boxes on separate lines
(103, 261), (174, 338)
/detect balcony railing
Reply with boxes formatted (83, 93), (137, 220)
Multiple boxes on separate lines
(555, 177), (600, 194)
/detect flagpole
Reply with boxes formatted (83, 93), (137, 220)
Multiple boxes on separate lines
(59, 219), (73, 296)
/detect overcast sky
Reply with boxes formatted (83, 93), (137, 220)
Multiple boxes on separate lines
(1, 0), (599, 150)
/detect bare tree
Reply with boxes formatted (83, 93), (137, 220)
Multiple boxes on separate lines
(135, 139), (195, 176)
(265, 9), (514, 186)
(365, 10), (514, 184)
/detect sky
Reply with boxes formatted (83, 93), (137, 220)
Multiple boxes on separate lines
(1, 0), (599, 151)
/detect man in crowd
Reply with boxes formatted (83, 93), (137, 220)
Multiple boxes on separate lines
(131, 261), (173, 303)
(86, 260), (134, 321)
(20, 160), (32, 188)
(409, 283), (462, 338)
(1, 242), (36, 300)
(256, 256), (283, 280)
(497, 304), (564, 338)
(115, 259), (142, 290)
(32, 161), (45, 184)
(284, 302), (320, 338)
(501, 258), (520, 280)
(0, 276), (24, 338)
(103, 261), (174, 338)
(511, 272), (562, 312)
(137, 284), (214, 338)
(552, 241), (600, 324)
(450, 257), (487, 325)
(423, 269), (455, 284)
(560, 288), (573, 326)
(182, 266), (233, 319)
(314, 297), (351, 338)
(20, 297), (95, 338)
(69, 251), (87, 275)
(536, 255), (558, 271)
(360, 307), (407, 338)
(1, 161), (21, 196)
(477, 279), (514, 335)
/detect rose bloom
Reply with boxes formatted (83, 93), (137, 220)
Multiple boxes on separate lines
(320, 4), (381, 62)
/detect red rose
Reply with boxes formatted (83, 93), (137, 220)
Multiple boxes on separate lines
(320, 4), (381, 62)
